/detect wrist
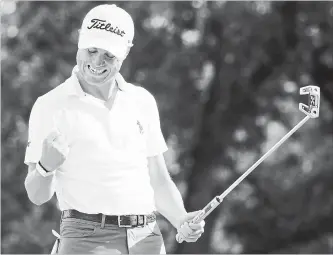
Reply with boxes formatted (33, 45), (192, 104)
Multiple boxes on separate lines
(169, 211), (187, 229)
(39, 161), (51, 172)
(36, 161), (55, 177)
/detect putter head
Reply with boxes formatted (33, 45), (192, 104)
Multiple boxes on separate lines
(299, 86), (320, 118)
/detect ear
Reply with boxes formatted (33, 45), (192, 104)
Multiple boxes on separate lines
(123, 44), (133, 59)
(76, 29), (81, 44)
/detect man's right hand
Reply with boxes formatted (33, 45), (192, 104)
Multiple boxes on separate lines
(39, 130), (69, 172)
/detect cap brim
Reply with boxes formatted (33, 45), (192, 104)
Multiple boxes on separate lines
(78, 33), (127, 60)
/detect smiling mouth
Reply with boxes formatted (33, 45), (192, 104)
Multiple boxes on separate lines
(87, 65), (107, 75)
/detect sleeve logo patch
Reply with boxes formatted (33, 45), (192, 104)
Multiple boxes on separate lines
(137, 120), (144, 134)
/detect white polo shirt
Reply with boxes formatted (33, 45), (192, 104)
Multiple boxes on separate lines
(25, 67), (168, 215)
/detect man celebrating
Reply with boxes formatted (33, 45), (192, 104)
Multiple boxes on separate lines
(24, 4), (204, 254)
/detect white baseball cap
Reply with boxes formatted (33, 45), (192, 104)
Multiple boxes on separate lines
(78, 4), (134, 60)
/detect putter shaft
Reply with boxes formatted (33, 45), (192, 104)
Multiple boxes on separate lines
(218, 115), (310, 201)
(176, 115), (310, 242)
(177, 86), (319, 243)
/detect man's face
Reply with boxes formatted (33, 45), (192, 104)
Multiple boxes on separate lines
(76, 47), (123, 87)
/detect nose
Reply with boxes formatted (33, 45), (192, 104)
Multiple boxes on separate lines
(93, 54), (106, 67)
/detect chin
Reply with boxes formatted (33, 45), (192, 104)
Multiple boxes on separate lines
(85, 72), (110, 86)
(87, 78), (107, 87)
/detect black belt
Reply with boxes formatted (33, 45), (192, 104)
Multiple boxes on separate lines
(61, 209), (156, 227)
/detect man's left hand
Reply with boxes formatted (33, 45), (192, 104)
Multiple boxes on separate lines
(176, 211), (205, 243)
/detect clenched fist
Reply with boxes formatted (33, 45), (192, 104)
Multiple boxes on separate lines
(39, 130), (69, 172)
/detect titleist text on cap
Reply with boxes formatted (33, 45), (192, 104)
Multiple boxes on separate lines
(87, 19), (125, 37)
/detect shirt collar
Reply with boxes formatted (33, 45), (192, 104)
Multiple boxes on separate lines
(67, 66), (130, 97)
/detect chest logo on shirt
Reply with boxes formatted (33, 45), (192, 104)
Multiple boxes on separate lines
(137, 120), (144, 134)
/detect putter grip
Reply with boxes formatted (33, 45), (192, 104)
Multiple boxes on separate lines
(176, 197), (222, 243)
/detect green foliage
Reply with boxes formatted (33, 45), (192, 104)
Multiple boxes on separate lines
(2, 1), (333, 254)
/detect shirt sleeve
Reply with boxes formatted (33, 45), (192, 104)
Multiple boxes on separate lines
(24, 98), (44, 165)
(145, 94), (168, 157)
(24, 97), (72, 165)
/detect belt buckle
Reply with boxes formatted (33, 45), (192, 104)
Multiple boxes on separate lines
(118, 216), (132, 228)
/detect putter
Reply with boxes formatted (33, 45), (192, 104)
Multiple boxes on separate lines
(176, 85), (320, 243)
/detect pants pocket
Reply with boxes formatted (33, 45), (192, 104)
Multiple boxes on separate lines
(50, 238), (60, 254)
(146, 221), (162, 236)
(60, 218), (97, 238)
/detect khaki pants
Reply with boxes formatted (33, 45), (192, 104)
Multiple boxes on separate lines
(53, 218), (166, 254)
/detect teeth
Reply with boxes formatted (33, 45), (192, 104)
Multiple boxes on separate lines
(88, 66), (105, 75)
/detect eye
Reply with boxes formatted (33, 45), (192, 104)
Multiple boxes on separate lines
(105, 53), (115, 60)
(88, 48), (97, 54)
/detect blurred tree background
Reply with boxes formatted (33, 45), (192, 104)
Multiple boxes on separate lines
(1, 0), (333, 254)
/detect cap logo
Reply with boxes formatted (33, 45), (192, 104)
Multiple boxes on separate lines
(87, 19), (125, 37)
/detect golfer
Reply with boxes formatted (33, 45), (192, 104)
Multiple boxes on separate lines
(24, 4), (204, 254)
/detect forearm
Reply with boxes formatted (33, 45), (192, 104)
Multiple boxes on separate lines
(154, 179), (187, 229)
(24, 165), (55, 205)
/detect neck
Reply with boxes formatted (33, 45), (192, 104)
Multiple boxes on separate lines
(76, 73), (116, 101)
